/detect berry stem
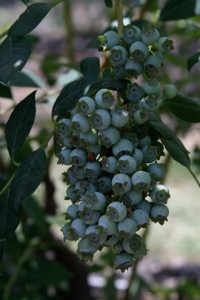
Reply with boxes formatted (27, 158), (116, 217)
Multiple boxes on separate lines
(188, 167), (200, 188)
(116, 0), (124, 36)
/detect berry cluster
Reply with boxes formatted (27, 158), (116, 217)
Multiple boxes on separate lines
(56, 24), (175, 272)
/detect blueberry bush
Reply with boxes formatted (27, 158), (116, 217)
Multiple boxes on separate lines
(0, 0), (200, 299)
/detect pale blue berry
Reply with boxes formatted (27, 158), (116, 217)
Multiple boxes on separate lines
(144, 79), (161, 95)
(157, 37), (174, 53)
(107, 201), (127, 222)
(150, 184), (170, 204)
(136, 199), (152, 213)
(113, 241), (124, 254)
(101, 156), (117, 173)
(112, 173), (132, 195)
(70, 148), (87, 166)
(75, 181), (96, 196)
(114, 252), (133, 272)
(141, 25), (160, 45)
(125, 188), (143, 205)
(72, 113), (90, 133)
(84, 192), (107, 210)
(91, 108), (111, 130)
(132, 209), (150, 227)
(143, 54), (162, 75)
(80, 129), (98, 145)
(132, 170), (151, 192)
(56, 118), (72, 137)
(77, 238), (97, 261)
(138, 135), (151, 147)
(133, 110), (148, 125)
(132, 148), (144, 165)
(84, 161), (101, 180)
(99, 126), (120, 148)
(57, 148), (72, 165)
(60, 136), (73, 148)
(79, 207), (101, 225)
(147, 163), (165, 181)
(98, 215), (118, 235)
(109, 45), (128, 66)
(71, 218), (87, 239)
(122, 234), (147, 258)
(118, 218), (137, 238)
(72, 165), (86, 180)
(104, 235), (118, 247)
(61, 223), (74, 241)
(125, 59), (143, 78)
(112, 65), (127, 78)
(117, 155), (137, 174)
(130, 41), (149, 62)
(141, 96), (159, 112)
(95, 89), (115, 109)
(63, 167), (78, 185)
(141, 145), (157, 163)
(76, 96), (96, 115)
(66, 204), (79, 220)
(111, 109), (129, 128)
(112, 138), (134, 157)
(99, 30), (120, 50)
(150, 203), (169, 224)
(88, 144), (102, 156)
(125, 83), (144, 102)
(85, 225), (107, 246)
(123, 24), (141, 45)
(97, 176), (112, 193)
(66, 185), (79, 203)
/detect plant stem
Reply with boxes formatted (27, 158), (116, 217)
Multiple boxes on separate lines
(116, 0), (123, 35)
(0, 173), (15, 196)
(63, 0), (76, 63)
(188, 168), (200, 188)
(0, 28), (8, 40)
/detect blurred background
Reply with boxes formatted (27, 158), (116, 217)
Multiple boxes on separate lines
(0, 0), (200, 299)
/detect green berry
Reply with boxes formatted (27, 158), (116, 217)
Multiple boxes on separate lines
(163, 84), (177, 99)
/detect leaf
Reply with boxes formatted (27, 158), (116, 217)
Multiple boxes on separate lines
(161, 94), (200, 123)
(80, 57), (100, 79)
(52, 76), (94, 120)
(9, 70), (45, 88)
(8, 3), (52, 37)
(5, 91), (36, 162)
(9, 148), (47, 209)
(187, 49), (200, 71)
(159, 0), (198, 21)
(104, 0), (113, 8)
(21, 0), (31, 5)
(89, 78), (127, 93)
(149, 119), (190, 168)
(0, 82), (13, 99)
(0, 37), (31, 84)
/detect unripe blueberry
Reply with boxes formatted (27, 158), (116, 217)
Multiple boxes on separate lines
(130, 41), (149, 62)
(143, 54), (162, 75)
(122, 234), (147, 259)
(109, 45), (128, 66)
(99, 126), (120, 148)
(125, 59), (143, 78)
(107, 201), (127, 222)
(132, 209), (150, 227)
(70, 148), (87, 166)
(98, 215), (118, 235)
(84, 161), (101, 181)
(85, 225), (107, 246)
(141, 25), (160, 45)
(66, 204), (79, 220)
(101, 156), (117, 173)
(132, 171), (151, 192)
(91, 108), (111, 130)
(114, 252), (133, 272)
(77, 238), (97, 261)
(144, 79), (161, 95)
(61, 223), (74, 241)
(147, 163), (165, 181)
(71, 218), (87, 239)
(117, 155), (137, 174)
(125, 83), (144, 102)
(112, 173), (132, 195)
(141, 145), (157, 163)
(132, 148), (144, 165)
(123, 24), (141, 45)
(118, 218), (137, 238)
(112, 139), (134, 157)
(133, 110), (148, 125)
(111, 109), (129, 128)
(66, 185), (79, 203)
(97, 176), (112, 193)
(150, 184), (170, 204)
(150, 203), (169, 224)
(99, 30), (120, 50)
(71, 113), (90, 133)
(56, 118), (72, 137)
(136, 199), (152, 213)
(57, 148), (72, 165)
(95, 89), (115, 109)
(163, 84), (177, 99)
(126, 188), (143, 205)
(157, 37), (174, 53)
(84, 192), (107, 210)
(76, 96), (96, 115)
(141, 96), (159, 112)
(80, 129), (98, 145)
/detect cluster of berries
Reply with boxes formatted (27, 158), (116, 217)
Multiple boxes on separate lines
(56, 24), (176, 272)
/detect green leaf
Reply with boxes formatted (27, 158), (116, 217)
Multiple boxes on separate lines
(21, 0), (30, 5)
(159, 0), (199, 21)
(10, 148), (47, 209)
(104, 0), (113, 8)
(89, 78), (127, 93)
(8, 3), (52, 37)
(0, 37), (31, 84)
(80, 57), (100, 79)
(52, 76), (94, 120)
(9, 70), (45, 88)
(187, 49), (200, 71)
(0, 82), (13, 99)
(161, 94), (200, 123)
(149, 119), (190, 168)
(5, 91), (36, 162)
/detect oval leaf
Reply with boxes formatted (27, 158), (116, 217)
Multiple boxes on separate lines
(187, 49), (200, 71)
(10, 148), (47, 209)
(8, 3), (52, 37)
(0, 82), (13, 99)
(80, 57), (100, 79)
(159, 0), (198, 21)
(5, 91), (36, 162)
(0, 37), (31, 84)
(161, 94), (200, 123)
(9, 70), (45, 88)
